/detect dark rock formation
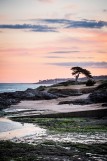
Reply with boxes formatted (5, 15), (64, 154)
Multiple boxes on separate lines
(0, 97), (20, 109)
(102, 103), (107, 107)
(48, 88), (82, 97)
(58, 99), (91, 105)
(89, 82), (107, 103)
(0, 82), (107, 109)
(89, 90), (107, 103)
(0, 88), (58, 109)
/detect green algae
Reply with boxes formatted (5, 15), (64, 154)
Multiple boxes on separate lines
(12, 117), (107, 133)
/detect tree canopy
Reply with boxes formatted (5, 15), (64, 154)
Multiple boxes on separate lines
(71, 66), (93, 83)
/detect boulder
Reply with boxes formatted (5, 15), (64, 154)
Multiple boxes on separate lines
(58, 99), (91, 105)
(102, 103), (107, 107)
(89, 89), (107, 103)
(41, 91), (58, 99)
(23, 88), (58, 100)
(0, 97), (20, 109)
(48, 88), (82, 96)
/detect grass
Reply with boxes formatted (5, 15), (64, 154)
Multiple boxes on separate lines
(51, 80), (86, 87)
(12, 117), (107, 133)
(36, 86), (46, 91)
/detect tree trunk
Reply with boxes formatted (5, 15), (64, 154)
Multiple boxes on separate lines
(75, 73), (79, 84)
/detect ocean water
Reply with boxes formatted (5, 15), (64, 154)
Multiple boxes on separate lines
(0, 83), (51, 93)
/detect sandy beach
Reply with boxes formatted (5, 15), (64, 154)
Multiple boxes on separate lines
(4, 91), (106, 118)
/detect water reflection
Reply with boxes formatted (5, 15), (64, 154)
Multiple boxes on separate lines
(0, 117), (46, 140)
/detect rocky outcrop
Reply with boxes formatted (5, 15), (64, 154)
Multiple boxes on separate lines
(0, 88), (58, 109)
(58, 99), (91, 105)
(48, 88), (82, 97)
(89, 83), (107, 103)
(0, 82), (107, 109)
(89, 89), (107, 103)
(59, 82), (107, 105)
(0, 97), (20, 109)
(102, 103), (107, 107)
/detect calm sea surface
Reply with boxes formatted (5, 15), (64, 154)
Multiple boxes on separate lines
(0, 83), (51, 93)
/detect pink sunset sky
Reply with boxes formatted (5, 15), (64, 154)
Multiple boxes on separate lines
(0, 0), (107, 83)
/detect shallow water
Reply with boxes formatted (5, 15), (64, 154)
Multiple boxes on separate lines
(0, 117), (107, 144)
(0, 83), (51, 93)
(0, 117), (46, 140)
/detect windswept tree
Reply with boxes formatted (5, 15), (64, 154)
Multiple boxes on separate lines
(71, 66), (93, 83)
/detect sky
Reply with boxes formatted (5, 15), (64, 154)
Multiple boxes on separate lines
(0, 0), (107, 83)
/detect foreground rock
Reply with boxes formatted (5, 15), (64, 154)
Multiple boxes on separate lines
(1, 140), (107, 161)
(0, 88), (58, 109)
(0, 97), (20, 109)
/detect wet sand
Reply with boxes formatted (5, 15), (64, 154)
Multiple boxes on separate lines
(0, 117), (46, 140)
(0, 117), (107, 145)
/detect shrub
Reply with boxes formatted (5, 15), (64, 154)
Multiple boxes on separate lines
(86, 79), (96, 86)
(36, 86), (46, 91)
(96, 82), (107, 90)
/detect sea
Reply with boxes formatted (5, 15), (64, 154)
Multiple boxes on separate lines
(0, 83), (51, 93)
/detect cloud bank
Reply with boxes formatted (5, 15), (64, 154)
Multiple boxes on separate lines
(0, 19), (107, 32)
(38, 0), (53, 2)
(0, 24), (56, 32)
(50, 50), (80, 54)
(37, 18), (107, 29)
(48, 61), (107, 68)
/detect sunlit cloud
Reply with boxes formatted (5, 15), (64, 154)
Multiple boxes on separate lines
(64, 13), (76, 19)
(45, 56), (64, 58)
(0, 14), (9, 20)
(103, 9), (107, 12)
(98, 51), (107, 54)
(70, 56), (94, 59)
(63, 4), (78, 10)
(37, 0), (54, 3)
(50, 50), (80, 54)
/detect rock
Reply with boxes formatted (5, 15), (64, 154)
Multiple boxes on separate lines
(0, 97), (20, 109)
(48, 88), (82, 96)
(21, 89), (41, 100)
(0, 88), (58, 110)
(23, 89), (58, 100)
(40, 91), (58, 99)
(80, 88), (95, 94)
(89, 89), (107, 103)
(102, 103), (107, 107)
(88, 82), (107, 103)
(58, 99), (91, 105)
